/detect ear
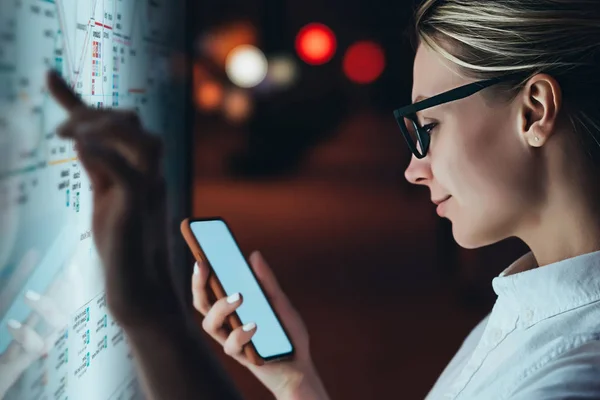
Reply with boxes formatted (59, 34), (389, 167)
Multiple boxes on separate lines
(519, 73), (562, 147)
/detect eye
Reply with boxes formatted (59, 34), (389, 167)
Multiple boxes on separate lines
(422, 123), (437, 134)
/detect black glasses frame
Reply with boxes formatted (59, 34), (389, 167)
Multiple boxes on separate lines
(393, 72), (526, 159)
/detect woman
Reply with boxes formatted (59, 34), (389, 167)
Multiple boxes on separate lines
(192, 0), (600, 399)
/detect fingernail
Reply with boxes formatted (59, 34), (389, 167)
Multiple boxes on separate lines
(8, 319), (21, 330)
(243, 322), (256, 332)
(25, 290), (41, 301)
(193, 262), (199, 275)
(227, 293), (240, 304)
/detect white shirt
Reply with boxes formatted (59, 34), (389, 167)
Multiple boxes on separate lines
(426, 250), (600, 400)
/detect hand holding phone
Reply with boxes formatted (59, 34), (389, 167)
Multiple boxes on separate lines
(181, 217), (295, 365)
(181, 218), (327, 399)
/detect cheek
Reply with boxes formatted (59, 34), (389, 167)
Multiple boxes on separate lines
(433, 112), (538, 242)
(438, 109), (525, 195)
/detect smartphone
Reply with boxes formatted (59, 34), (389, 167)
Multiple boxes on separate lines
(180, 217), (294, 365)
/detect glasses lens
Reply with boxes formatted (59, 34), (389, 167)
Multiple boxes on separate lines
(403, 117), (419, 147)
(401, 116), (428, 156)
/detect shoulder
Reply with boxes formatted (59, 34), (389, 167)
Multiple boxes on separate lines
(461, 312), (491, 348)
(506, 335), (600, 399)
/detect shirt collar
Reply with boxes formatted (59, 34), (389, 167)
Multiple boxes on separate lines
(492, 250), (600, 328)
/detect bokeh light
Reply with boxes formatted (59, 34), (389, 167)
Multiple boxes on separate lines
(295, 23), (336, 65)
(195, 81), (223, 111)
(223, 89), (252, 123)
(198, 21), (258, 67)
(225, 45), (268, 88)
(266, 55), (299, 88)
(343, 41), (386, 84)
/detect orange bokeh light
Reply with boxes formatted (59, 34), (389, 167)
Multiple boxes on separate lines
(200, 21), (258, 67)
(195, 81), (223, 111)
(295, 23), (336, 65)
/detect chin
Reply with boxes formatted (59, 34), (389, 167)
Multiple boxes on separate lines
(450, 219), (503, 249)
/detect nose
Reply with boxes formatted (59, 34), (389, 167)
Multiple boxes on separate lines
(404, 153), (432, 186)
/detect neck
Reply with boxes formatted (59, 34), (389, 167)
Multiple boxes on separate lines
(519, 184), (600, 267)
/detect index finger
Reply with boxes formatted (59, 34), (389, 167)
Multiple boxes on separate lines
(191, 261), (212, 315)
(46, 70), (85, 112)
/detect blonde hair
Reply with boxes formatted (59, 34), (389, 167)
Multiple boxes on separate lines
(412, 0), (600, 164)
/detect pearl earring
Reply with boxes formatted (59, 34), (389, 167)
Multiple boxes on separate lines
(534, 136), (540, 142)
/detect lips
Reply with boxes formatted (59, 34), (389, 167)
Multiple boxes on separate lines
(432, 195), (451, 206)
(434, 195), (451, 217)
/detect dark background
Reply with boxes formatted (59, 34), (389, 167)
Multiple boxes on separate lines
(185, 0), (529, 398)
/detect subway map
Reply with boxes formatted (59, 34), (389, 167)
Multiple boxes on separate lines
(0, 0), (186, 398)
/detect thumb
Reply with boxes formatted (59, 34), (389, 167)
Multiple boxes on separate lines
(249, 251), (285, 303)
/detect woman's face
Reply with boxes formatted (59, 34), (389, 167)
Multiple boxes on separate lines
(405, 44), (543, 248)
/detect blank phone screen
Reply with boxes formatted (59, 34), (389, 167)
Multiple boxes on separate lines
(190, 219), (293, 360)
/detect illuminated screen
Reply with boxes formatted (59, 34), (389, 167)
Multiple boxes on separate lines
(0, 0), (188, 398)
(190, 219), (293, 360)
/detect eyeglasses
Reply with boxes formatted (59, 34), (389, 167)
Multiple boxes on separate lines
(393, 72), (526, 159)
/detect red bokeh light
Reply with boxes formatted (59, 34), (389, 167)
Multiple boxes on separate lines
(295, 23), (336, 65)
(343, 41), (386, 84)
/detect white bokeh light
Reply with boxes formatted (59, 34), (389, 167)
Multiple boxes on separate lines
(225, 45), (268, 88)
(267, 55), (298, 88)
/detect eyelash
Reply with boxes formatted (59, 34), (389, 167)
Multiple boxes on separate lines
(422, 123), (437, 134)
